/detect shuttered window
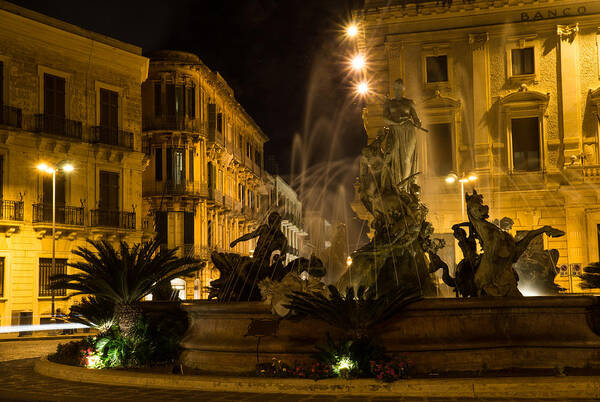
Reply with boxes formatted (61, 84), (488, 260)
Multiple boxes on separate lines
(155, 148), (162, 181)
(44, 74), (65, 117)
(0, 257), (4, 297)
(189, 150), (194, 181)
(184, 212), (194, 245)
(100, 89), (118, 129)
(99, 171), (119, 210)
(154, 82), (162, 117)
(187, 86), (195, 118)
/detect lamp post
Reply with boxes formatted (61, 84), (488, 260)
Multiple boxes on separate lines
(37, 162), (74, 319)
(445, 172), (477, 220)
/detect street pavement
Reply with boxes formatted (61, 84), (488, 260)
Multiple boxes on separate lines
(0, 339), (598, 401)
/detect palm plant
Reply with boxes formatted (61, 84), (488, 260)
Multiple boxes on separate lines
(68, 296), (115, 333)
(284, 285), (422, 339)
(52, 239), (203, 338)
(580, 262), (600, 289)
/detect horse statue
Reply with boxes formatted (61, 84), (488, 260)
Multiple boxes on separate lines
(465, 190), (564, 296)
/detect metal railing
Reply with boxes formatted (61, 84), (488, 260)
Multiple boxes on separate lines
(0, 200), (24, 221)
(32, 203), (84, 226)
(208, 188), (223, 205)
(91, 126), (134, 150)
(34, 114), (82, 140)
(143, 181), (209, 198)
(143, 115), (204, 133)
(90, 209), (135, 229)
(0, 105), (22, 128)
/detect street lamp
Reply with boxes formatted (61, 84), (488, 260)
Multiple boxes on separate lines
(445, 172), (477, 220)
(350, 54), (366, 71)
(345, 23), (359, 38)
(37, 161), (74, 319)
(356, 81), (370, 96)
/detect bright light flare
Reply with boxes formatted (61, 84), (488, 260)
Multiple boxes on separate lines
(346, 256), (353, 266)
(62, 163), (74, 173)
(346, 24), (358, 38)
(467, 175), (477, 182)
(445, 175), (457, 184)
(356, 81), (370, 96)
(350, 54), (366, 71)
(0, 323), (89, 334)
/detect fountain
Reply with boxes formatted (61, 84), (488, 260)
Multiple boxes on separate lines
(180, 76), (600, 375)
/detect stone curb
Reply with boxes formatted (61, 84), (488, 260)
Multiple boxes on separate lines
(34, 357), (600, 398)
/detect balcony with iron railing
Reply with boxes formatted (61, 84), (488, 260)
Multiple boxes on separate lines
(90, 209), (135, 230)
(208, 188), (223, 206)
(143, 180), (209, 198)
(34, 114), (82, 140)
(0, 200), (24, 221)
(143, 115), (204, 133)
(32, 203), (84, 226)
(91, 126), (134, 150)
(0, 105), (22, 128)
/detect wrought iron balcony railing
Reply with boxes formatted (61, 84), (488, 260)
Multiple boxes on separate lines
(143, 115), (204, 133)
(32, 203), (84, 226)
(90, 209), (135, 229)
(0, 200), (24, 221)
(143, 181), (209, 198)
(0, 105), (22, 128)
(34, 114), (82, 140)
(91, 126), (134, 150)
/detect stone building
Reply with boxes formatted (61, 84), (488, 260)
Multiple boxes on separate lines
(269, 174), (307, 264)
(141, 51), (268, 300)
(356, 0), (600, 293)
(355, 0), (600, 292)
(0, 2), (149, 326)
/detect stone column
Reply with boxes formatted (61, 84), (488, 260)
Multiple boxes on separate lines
(565, 205), (586, 292)
(557, 24), (581, 162)
(385, 41), (403, 97)
(469, 33), (491, 172)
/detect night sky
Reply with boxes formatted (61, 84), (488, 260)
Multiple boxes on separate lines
(10, 0), (368, 240)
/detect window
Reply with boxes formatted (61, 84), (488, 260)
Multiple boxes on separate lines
(42, 171), (66, 222)
(184, 212), (194, 245)
(44, 73), (65, 118)
(0, 155), (4, 199)
(166, 84), (175, 116)
(216, 112), (222, 133)
(175, 85), (185, 117)
(511, 117), (540, 172)
(511, 47), (534, 76)
(155, 148), (162, 181)
(155, 211), (167, 247)
(426, 55), (448, 83)
(39, 258), (67, 297)
(428, 123), (453, 176)
(154, 82), (161, 117)
(0, 257), (4, 297)
(238, 134), (243, 151)
(0, 61), (3, 106)
(166, 148), (185, 184)
(187, 86), (195, 118)
(99, 171), (119, 210)
(207, 219), (212, 247)
(188, 149), (194, 181)
(99, 89), (118, 144)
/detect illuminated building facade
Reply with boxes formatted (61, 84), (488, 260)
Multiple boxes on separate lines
(357, 0), (600, 292)
(0, 3), (149, 326)
(141, 51), (268, 299)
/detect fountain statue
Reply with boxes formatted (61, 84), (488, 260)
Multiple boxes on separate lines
(209, 211), (326, 302)
(431, 190), (565, 297)
(339, 78), (437, 296)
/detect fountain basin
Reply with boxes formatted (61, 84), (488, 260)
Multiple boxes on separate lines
(180, 296), (600, 374)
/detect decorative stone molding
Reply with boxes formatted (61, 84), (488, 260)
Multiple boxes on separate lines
(468, 32), (488, 51)
(557, 23), (579, 41)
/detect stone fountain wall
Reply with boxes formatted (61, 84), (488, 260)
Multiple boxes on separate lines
(180, 296), (600, 374)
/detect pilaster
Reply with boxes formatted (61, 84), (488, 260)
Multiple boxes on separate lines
(469, 32), (491, 173)
(557, 23), (581, 163)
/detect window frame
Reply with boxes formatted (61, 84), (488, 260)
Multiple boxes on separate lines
(421, 43), (452, 89)
(38, 66), (71, 117)
(499, 90), (549, 174)
(38, 257), (67, 297)
(506, 35), (539, 82)
(509, 116), (542, 172)
(95, 81), (123, 129)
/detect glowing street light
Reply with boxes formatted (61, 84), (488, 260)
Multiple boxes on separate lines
(356, 81), (369, 96)
(446, 172), (477, 219)
(346, 256), (353, 267)
(37, 161), (74, 319)
(346, 23), (358, 38)
(350, 54), (366, 71)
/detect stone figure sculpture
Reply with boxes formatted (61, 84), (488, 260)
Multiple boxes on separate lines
(465, 190), (565, 296)
(382, 78), (425, 188)
(341, 78), (437, 296)
(209, 212), (328, 302)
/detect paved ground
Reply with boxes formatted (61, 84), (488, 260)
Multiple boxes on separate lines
(0, 339), (598, 401)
